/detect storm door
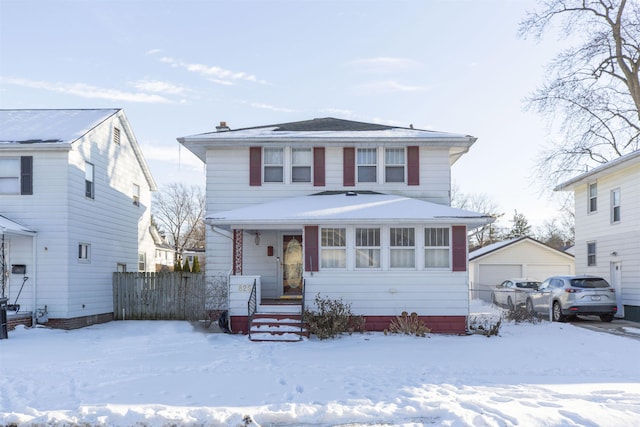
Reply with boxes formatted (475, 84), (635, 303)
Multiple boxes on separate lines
(282, 234), (303, 297)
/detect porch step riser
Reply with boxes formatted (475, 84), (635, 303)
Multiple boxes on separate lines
(249, 313), (308, 341)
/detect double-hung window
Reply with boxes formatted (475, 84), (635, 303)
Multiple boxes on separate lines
(321, 228), (346, 268)
(85, 162), (95, 199)
(78, 243), (91, 262)
(355, 228), (380, 268)
(385, 148), (405, 183)
(611, 189), (621, 223)
(133, 183), (140, 206)
(263, 147), (284, 183)
(0, 158), (20, 194)
(425, 227), (450, 268)
(390, 227), (415, 268)
(138, 252), (146, 271)
(587, 242), (596, 266)
(357, 148), (377, 182)
(588, 183), (597, 213)
(291, 148), (312, 183)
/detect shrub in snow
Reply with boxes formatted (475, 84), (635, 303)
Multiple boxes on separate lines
(468, 313), (502, 337)
(384, 311), (431, 337)
(304, 294), (365, 340)
(505, 305), (541, 324)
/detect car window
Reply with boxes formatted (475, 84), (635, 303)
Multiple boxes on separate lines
(516, 281), (540, 289)
(570, 278), (610, 288)
(551, 279), (564, 288)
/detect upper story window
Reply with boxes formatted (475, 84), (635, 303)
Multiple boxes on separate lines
(321, 227), (346, 268)
(357, 148), (377, 183)
(390, 227), (415, 268)
(587, 242), (596, 266)
(0, 158), (20, 194)
(78, 243), (91, 262)
(263, 147), (284, 183)
(355, 227), (381, 268)
(611, 188), (621, 223)
(113, 127), (121, 145)
(133, 183), (140, 206)
(588, 182), (597, 213)
(85, 162), (95, 199)
(385, 148), (405, 183)
(425, 227), (450, 268)
(291, 148), (312, 183)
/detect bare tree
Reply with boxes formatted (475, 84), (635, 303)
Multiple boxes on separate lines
(520, 0), (640, 185)
(153, 183), (205, 262)
(451, 186), (505, 250)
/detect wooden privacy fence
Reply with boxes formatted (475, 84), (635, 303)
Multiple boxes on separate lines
(113, 272), (206, 321)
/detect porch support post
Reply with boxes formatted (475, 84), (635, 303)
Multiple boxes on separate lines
(233, 229), (243, 275)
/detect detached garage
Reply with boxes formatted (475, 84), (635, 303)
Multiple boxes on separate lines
(469, 237), (575, 302)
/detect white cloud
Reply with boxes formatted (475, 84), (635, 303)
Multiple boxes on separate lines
(356, 80), (431, 93)
(350, 57), (420, 73)
(4, 77), (172, 103)
(132, 79), (187, 95)
(159, 56), (267, 85)
(238, 100), (296, 113)
(145, 49), (162, 55)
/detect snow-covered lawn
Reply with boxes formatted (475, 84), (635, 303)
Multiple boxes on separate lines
(1, 304), (639, 426)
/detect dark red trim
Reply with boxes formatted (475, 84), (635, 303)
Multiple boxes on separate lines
(249, 147), (261, 186)
(407, 146), (419, 186)
(452, 225), (467, 272)
(304, 226), (319, 272)
(343, 147), (355, 186)
(313, 147), (325, 186)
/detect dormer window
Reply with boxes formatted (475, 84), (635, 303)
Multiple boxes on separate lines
(264, 147), (284, 183)
(357, 148), (377, 183)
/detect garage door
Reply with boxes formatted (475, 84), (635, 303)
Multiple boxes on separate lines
(526, 264), (572, 282)
(477, 264), (523, 302)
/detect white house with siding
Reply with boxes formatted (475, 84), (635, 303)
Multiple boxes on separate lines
(468, 236), (575, 302)
(179, 118), (493, 336)
(555, 150), (640, 321)
(0, 109), (157, 329)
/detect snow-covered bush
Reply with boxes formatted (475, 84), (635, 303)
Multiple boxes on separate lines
(304, 294), (365, 340)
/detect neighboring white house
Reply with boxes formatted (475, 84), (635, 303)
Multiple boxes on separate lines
(179, 118), (493, 334)
(150, 224), (175, 272)
(468, 236), (575, 302)
(0, 109), (157, 328)
(555, 149), (640, 321)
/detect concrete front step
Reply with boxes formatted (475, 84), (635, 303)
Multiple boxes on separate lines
(249, 312), (308, 342)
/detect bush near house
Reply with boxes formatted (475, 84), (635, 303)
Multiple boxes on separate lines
(304, 294), (365, 340)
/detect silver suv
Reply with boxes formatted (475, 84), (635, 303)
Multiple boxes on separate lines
(525, 275), (617, 322)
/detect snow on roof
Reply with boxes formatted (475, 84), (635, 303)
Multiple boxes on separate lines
(469, 237), (522, 260)
(207, 192), (494, 228)
(555, 149), (640, 191)
(0, 214), (36, 236)
(0, 109), (119, 145)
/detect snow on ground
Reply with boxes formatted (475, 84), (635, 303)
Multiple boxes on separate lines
(1, 302), (639, 427)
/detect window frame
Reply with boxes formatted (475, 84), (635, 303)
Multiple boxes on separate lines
(133, 183), (140, 206)
(263, 147), (284, 183)
(355, 227), (381, 269)
(389, 227), (416, 269)
(85, 162), (95, 199)
(138, 252), (146, 272)
(291, 147), (312, 183)
(0, 157), (20, 195)
(588, 182), (597, 213)
(424, 227), (450, 269)
(78, 243), (91, 263)
(384, 147), (406, 183)
(320, 227), (347, 269)
(611, 188), (621, 223)
(357, 147), (377, 183)
(587, 241), (596, 266)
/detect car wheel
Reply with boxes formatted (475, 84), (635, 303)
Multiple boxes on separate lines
(526, 299), (534, 313)
(507, 296), (514, 310)
(552, 302), (565, 322)
(599, 313), (614, 322)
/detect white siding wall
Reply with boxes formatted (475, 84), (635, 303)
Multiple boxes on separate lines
(572, 164), (640, 308)
(3, 235), (34, 313)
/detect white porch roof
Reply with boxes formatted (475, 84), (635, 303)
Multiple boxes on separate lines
(0, 215), (36, 236)
(206, 192), (494, 229)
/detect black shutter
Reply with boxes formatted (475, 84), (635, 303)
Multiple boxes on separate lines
(20, 156), (33, 195)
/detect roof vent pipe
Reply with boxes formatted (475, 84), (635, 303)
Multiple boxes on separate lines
(216, 121), (230, 132)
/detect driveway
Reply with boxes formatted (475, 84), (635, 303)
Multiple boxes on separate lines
(569, 315), (640, 341)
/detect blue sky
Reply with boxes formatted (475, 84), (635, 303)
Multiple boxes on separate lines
(0, 0), (565, 227)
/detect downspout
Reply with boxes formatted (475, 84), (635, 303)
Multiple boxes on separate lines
(32, 234), (37, 326)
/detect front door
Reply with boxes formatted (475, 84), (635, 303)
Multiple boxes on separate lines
(611, 261), (624, 318)
(282, 234), (303, 296)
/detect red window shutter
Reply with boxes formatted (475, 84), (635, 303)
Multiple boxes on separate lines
(343, 147), (355, 186)
(313, 147), (325, 187)
(249, 147), (261, 186)
(407, 146), (419, 186)
(304, 226), (319, 272)
(452, 225), (467, 272)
